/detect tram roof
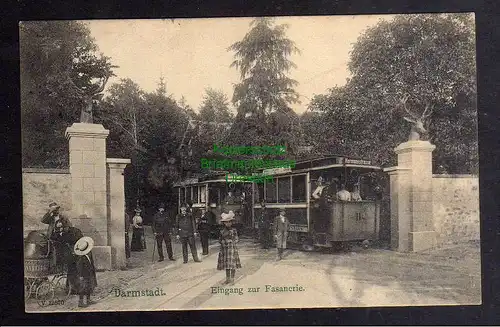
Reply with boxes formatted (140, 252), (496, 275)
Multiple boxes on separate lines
(173, 155), (381, 187)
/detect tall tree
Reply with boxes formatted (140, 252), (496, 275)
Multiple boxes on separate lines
(198, 88), (233, 123)
(309, 13), (477, 173)
(226, 17), (302, 155)
(20, 21), (115, 168)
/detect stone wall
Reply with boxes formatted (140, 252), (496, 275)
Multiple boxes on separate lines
(22, 168), (71, 237)
(432, 175), (480, 244)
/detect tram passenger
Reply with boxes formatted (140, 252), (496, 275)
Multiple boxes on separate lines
(336, 184), (352, 201)
(351, 183), (362, 201)
(312, 176), (326, 199)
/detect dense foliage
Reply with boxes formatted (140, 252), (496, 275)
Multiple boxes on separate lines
(307, 14), (477, 173)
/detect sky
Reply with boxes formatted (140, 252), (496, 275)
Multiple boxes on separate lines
(86, 15), (396, 114)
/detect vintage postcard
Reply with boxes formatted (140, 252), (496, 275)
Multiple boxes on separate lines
(21, 14), (480, 312)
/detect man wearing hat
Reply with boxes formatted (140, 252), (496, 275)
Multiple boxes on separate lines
(197, 208), (211, 255)
(152, 202), (176, 262)
(274, 208), (289, 261)
(41, 202), (72, 241)
(74, 236), (97, 308)
(175, 203), (201, 263)
(41, 202), (72, 271)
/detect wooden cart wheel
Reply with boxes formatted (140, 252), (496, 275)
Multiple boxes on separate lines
(35, 280), (55, 301)
(54, 275), (72, 299)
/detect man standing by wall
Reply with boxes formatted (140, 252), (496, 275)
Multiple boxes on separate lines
(175, 203), (201, 264)
(152, 203), (176, 262)
(41, 202), (72, 272)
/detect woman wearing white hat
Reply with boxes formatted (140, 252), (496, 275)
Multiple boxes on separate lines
(74, 236), (97, 308)
(131, 207), (146, 252)
(217, 211), (241, 284)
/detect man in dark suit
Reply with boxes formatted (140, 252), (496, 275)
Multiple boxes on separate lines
(175, 203), (201, 264)
(152, 202), (176, 262)
(197, 209), (210, 255)
(41, 202), (72, 272)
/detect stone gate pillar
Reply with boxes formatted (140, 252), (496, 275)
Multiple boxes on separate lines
(106, 158), (131, 270)
(65, 123), (111, 269)
(384, 140), (437, 252)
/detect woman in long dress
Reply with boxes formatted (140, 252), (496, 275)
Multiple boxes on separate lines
(130, 208), (146, 252)
(217, 211), (241, 284)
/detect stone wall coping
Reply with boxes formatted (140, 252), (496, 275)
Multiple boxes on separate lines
(432, 174), (478, 178)
(383, 166), (411, 174)
(22, 168), (70, 174)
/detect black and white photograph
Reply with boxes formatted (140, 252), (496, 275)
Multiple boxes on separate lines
(21, 14), (480, 312)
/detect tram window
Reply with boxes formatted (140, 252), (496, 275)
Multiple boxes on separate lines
(277, 177), (291, 203)
(186, 187), (192, 203)
(193, 186), (199, 203)
(200, 185), (206, 203)
(180, 188), (186, 204)
(292, 175), (306, 202)
(254, 183), (264, 203)
(265, 179), (277, 203)
(208, 188), (218, 205)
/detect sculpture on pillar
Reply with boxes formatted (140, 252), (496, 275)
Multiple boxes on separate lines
(400, 95), (433, 141)
(70, 75), (111, 124)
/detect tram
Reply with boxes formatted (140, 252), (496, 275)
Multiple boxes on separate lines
(173, 173), (253, 234)
(174, 155), (383, 250)
(251, 155), (383, 250)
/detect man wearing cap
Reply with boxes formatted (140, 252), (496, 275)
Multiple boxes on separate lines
(41, 202), (72, 240)
(41, 202), (72, 271)
(197, 208), (211, 255)
(74, 236), (97, 308)
(152, 202), (176, 262)
(175, 204), (201, 263)
(274, 208), (289, 261)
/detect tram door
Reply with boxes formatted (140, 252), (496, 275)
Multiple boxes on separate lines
(310, 199), (333, 245)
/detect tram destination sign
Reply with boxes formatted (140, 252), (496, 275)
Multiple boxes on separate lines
(288, 224), (308, 232)
(343, 158), (372, 165)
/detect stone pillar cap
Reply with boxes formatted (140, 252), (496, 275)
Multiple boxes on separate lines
(65, 123), (110, 140)
(395, 140), (436, 154)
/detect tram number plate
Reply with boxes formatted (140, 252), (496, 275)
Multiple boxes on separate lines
(288, 225), (308, 232)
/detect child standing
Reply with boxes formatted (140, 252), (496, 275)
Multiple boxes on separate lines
(74, 236), (98, 308)
(217, 211), (241, 284)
